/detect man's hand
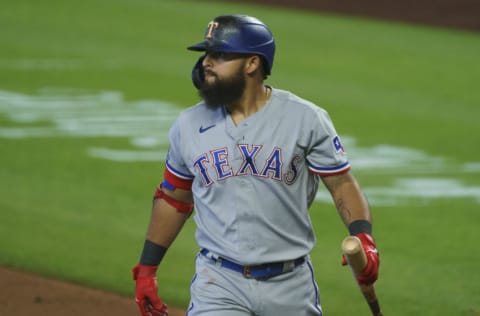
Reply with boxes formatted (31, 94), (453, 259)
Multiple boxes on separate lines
(342, 233), (379, 285)
(133, 264), (169, 316)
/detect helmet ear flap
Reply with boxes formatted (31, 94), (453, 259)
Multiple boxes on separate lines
(192, 55), (206, 89)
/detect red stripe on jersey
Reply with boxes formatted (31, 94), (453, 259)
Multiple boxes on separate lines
(164, 168), (193, 190)
(309, 166), (351, 177)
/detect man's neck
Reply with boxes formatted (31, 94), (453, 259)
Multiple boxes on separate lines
(226, 85), (271, 126)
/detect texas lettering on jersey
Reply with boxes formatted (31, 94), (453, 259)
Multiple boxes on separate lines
(192, 144), (301, 187)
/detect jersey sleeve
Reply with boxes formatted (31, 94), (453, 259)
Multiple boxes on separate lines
(164, 117), (194, 190)
(306, 107), (350, 176)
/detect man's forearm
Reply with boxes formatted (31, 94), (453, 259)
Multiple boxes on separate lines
(322, 172), (371, 228)
(145, 197), (190, 248)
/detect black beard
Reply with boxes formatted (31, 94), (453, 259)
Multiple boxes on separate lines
(198, 65), (246, 109)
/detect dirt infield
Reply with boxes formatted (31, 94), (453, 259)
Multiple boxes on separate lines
(1, 2), (478, 316)
(0, 266), (185, 316)
(240, 0), (480, 32)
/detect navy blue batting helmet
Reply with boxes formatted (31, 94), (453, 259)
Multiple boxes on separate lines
(188, 15), (276, 88)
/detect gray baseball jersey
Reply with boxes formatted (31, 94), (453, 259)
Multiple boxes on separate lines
(164, 87), (350, 265)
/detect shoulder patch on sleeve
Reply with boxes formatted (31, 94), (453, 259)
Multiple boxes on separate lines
(333, 135), (346, 153)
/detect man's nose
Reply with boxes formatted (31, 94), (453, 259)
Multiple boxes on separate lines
(202, 54), (213, 68)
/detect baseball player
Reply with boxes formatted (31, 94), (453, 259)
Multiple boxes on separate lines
(133, 14), (379, 316)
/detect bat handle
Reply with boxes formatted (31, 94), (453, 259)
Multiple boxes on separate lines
(360, 284), (383, 316)
(368, 299), (383, 316)
(343, 236), (383, 316)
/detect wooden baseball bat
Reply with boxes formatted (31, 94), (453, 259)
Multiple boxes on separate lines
(342, 236), (383, 316)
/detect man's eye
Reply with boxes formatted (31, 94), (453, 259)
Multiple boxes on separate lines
(210, 52), (225, 59)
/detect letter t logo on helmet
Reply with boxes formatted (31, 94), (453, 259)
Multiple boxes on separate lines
(206, 22), (219, 39)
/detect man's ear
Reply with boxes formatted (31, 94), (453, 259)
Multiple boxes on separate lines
(245, 55), (262, 76)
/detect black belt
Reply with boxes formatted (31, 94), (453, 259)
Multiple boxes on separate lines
(200, 249), (305, 280)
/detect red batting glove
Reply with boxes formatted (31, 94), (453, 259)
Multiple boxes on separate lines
(341, 233), (379, 285)
(355, 233), (379, 285)
(133, 264), (169, 316)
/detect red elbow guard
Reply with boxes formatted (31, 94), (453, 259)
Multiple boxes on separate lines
(154, 187), (194, 215)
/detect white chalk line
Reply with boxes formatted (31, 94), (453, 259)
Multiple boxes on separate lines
(0, 88), (479, 205)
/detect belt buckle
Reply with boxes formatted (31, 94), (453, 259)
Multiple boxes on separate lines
(282, 260), (295, 272)
(243, 265), (252, 278)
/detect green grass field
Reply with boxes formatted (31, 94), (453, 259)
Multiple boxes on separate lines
(1, 0), (480, 315)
